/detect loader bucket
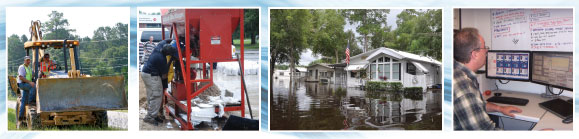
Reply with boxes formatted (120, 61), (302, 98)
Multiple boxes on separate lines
(36, 76), (127, 112)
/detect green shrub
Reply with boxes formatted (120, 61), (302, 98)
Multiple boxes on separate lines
(390, 82), (403, 92)
(366, 81), (404, 92)
(403, 87), (423, 100)
(404, 87), (423, 93)
(366, 81), (381, 91)
(391, 93), (403, 102)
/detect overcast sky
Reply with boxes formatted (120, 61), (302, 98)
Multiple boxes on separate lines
(344, 9), (402, 36)
(6, 7), (129, 38)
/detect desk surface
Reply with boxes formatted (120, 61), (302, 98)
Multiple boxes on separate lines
(533, 110), (573, 130)
(484, 90), (572, 131)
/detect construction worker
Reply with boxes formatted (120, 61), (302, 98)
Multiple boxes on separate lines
(141, 43), (176, 126)
(17, 56), (36, 124)
(39, 53), (56, 78)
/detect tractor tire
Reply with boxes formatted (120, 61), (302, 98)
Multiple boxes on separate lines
(94, 111), (108, 128)
(27, 108), (41, 130)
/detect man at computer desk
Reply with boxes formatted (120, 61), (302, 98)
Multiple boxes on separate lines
(453, 28), (522, 130)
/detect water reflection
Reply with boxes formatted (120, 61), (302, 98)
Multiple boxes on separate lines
(271, 78), (441, 130)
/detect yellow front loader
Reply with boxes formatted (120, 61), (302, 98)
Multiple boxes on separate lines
(9, 21), (127, 130)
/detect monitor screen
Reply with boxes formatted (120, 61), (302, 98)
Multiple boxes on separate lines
(531, 52), (573, 90)
(486, 51), (531, 81)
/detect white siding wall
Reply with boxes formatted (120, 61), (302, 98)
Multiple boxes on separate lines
(402, 61), (440, 92)
(346, 71), (364, 88)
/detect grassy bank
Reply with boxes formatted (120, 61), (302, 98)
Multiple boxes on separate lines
(233, 38), (259, 50)
(113, 110), (128, 113)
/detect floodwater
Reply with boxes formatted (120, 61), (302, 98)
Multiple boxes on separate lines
(270, 78), (442, 130)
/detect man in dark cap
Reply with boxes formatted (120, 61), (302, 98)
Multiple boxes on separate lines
(141, 41), (176, 126)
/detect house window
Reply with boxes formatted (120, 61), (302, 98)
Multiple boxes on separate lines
(280, 72), (284, 76)
(378, 63), (384, 79)
(384, 64), (390, 80)
(393, 63), (400, 80)
(407, 63), (417, 75)
(370, 63), (376, 80)
(370, 56), (401, 81)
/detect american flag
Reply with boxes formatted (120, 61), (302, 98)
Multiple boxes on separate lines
(345, 40), (350, 64)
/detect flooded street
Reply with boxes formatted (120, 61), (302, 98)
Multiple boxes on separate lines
(270, 78), (442, 130)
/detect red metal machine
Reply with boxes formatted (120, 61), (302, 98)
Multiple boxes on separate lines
(161, 9), (245, 130)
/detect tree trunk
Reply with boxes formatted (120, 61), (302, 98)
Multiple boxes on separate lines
(251, 33), (256, 45)
(270, 47), (278, 95)
(363, 35), (368, 52)
(270, 54), (275, 96)
(335, 49), (339, 64)
(289, 42), (294, 80)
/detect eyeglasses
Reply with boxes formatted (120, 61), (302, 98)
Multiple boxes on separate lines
(473, 46), (490, 51)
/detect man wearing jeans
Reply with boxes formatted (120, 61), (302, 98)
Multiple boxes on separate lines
(17, 56), (36, 122)
(141, 44), (176, 126)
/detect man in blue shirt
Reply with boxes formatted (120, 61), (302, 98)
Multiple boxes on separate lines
(141, 42), (176, 126)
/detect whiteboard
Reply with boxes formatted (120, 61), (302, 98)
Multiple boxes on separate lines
(491, 9), (573, 51)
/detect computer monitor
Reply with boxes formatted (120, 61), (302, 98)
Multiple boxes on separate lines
(486, 50), (531, 81)
(530, 51), (573, 91)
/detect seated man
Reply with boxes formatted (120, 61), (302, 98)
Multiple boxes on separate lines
(17, 56), (36, 122)
(453, 28), (522, 130)
(39, 53), (56, 78)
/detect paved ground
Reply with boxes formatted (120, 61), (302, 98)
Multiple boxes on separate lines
(139, 51), (260, 130)
(139, 71), (260, 130)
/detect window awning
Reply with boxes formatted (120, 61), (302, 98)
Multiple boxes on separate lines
(411, 61), (429, 74)
(345, 64), (367, 71)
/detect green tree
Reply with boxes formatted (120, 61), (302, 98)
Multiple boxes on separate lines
(20, 35), (28, 43)
(270, 9), (313, 90)
(42, 11), (77, 64)
(310, 9), (347, 63)
(368, 26), (394, 50)
(82, 23), (128, 77)
(42, 11), (76, 40)
(7, 34), (26, 75)
(341, 9), (390, 52)
(233, 9), (259, 45)
(345, 29), (362, 56)
(394, 9), (442, 60)
(244, 9), (259, 44)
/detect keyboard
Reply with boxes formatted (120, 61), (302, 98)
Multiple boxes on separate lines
(486, 96), (529, 106)
(539, 98), (573, 119)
